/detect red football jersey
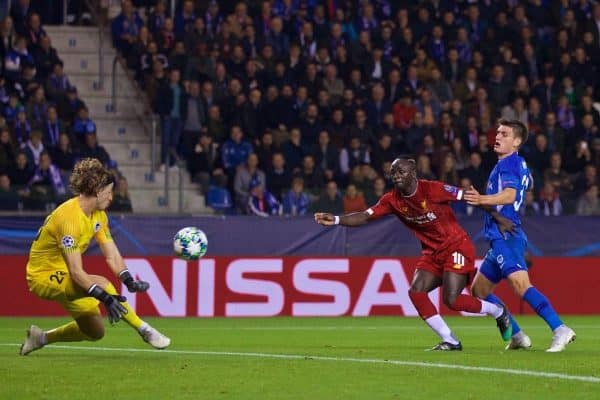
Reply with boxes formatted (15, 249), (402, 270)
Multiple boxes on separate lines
(367, 180), (468, 253)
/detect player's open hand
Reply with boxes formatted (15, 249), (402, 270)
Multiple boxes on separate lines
(496, 215), (517, 237)
(463, 185), (482, 205)
(314, 213), (335, 226)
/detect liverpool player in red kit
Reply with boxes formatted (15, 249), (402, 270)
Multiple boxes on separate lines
(314, 158), (512, 350)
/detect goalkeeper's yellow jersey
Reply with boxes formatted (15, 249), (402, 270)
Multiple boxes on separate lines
(27, 197), (113, 274)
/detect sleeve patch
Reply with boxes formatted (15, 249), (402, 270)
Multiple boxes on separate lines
(444, 185), (459, 195)
(61, 235), (76, 249)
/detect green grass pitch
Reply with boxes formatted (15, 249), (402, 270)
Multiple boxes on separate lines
(1, 316), (599, 399)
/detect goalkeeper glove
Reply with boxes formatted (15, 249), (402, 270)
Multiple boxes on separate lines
(88, 284), (128, 324)
(119, 269), (150, 293)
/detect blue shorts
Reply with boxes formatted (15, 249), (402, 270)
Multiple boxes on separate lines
(479, 236), (528, 284)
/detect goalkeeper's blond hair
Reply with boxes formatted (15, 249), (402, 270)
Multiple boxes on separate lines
(69, 158), (113, 196)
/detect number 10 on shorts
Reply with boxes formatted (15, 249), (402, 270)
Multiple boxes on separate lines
(452, 252), (465, 269)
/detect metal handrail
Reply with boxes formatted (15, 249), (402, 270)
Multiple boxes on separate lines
(81, 0), (104, 90)
(111, 55), (118, 112)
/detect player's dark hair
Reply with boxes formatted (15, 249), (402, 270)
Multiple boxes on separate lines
(70, 158), (113, 196)
(498, 118), (529, 147)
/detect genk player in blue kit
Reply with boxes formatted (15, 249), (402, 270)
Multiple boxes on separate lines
(464, 118), (575, 352)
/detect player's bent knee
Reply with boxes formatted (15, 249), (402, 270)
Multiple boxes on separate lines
(442, 293), (459, 310)
(85, 327), (105, 341)
(76, 316), (105, 341)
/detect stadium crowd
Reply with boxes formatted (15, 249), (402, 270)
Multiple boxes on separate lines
(0, 0), (133, 212)
(1, 0), (599, 218)
(110, 0), (600, 217)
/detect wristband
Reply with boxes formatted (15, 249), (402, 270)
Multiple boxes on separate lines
(87, 284), (109, 302)
(119, 269), (134, 285)
(333, 216), (340, 225)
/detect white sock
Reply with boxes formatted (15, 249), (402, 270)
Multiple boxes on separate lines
(138, 321), (149, 333)
(480, 301), (503, 318)
(424, 314), (459, 344)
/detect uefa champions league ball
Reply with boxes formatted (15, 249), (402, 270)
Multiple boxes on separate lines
(173, 227), (208, 260)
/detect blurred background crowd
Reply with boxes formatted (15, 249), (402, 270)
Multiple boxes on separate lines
(1, 0), (599, 217)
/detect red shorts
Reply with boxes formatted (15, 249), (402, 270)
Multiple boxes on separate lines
(415, 236), (476, 284)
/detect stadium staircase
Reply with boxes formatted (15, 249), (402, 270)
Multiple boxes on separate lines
(44, 25), (212, 214)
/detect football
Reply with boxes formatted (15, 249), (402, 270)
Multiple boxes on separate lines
(173, 227), (208, 260)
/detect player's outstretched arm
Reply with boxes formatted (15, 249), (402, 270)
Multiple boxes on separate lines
(99, 241), (149, 293)
(314, 211), (371, 227)
(464, 186), (516, 206)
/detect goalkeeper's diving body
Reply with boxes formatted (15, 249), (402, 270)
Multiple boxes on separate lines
(20, 158), (170, 355)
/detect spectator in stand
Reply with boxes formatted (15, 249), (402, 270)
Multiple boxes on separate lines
(519, 190), (540, 217)
(71, 105), (96, 147)
(79, 131), (110, 167)
(461, 152), (487, 194)
(57, 86), (84, 124)
(339, 136), (370, 178)
(234, 153), (266, 213)
(45, 62), (70, 103)
(0, 173), (20, 210)
(27, 150), (66, 209)
(205, 104), (226, 144)
(0, 127), (16, 173)
(342, 183), (367, 213)
(255, 131), (277, 173)
(181, 80), (206, 157)
(4, 35), (33, 82)
(155, 68), (183, 169)
(565, 140), (593, 175)
(42, 105), (64, 148)
(543, 152), (573, 199)
(526, 133), (551, 184)
(34, 36), (60, 83)
(540, 112), (566, 153)
(9, 151), (32, 190)
(0, 16), (16, 61)
(13, 107), (30, 145)
(247, 180), (281, 217)
(266, 152), (292, 201)
(111, 0), (143, 55)
(364, 176), (386, 206)
(416, 153), (436, 180)
(281, 127), (305, 174)
(221, 125), (253, 180)
(311, 130), (338, 182)
(282, 177), (311, 216)
(576, 184), (600, 216)
(295, 154), (324, 198)
(25, 85), (48, 126)
(573, 164), (599, 198)
(187, 134), (225, 195)
(109, 176), (133, 213)
(22, 128), (44, 167)
(438, 153), (460, 186)
(310, 180), (343, 214)
(49, 132), (75, 178)
(26, 12), (45, 51)
(538, 182), (563, 216)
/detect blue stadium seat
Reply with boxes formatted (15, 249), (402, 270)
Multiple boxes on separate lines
(206, 186), (234, 214)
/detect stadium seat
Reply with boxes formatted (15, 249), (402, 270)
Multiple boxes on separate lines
(206, 186), (234, 214)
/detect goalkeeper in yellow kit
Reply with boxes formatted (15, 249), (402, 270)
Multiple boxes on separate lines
(20, 158), (170, 355)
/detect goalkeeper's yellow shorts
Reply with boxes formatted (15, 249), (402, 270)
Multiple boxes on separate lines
(27, 269), (100, 318)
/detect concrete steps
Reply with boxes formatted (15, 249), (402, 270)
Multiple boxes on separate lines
(129, 188), (207, 214)
(118, 165), (199, 190)
(47, 25), (213, 215)
(95, 119), (153, 142)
